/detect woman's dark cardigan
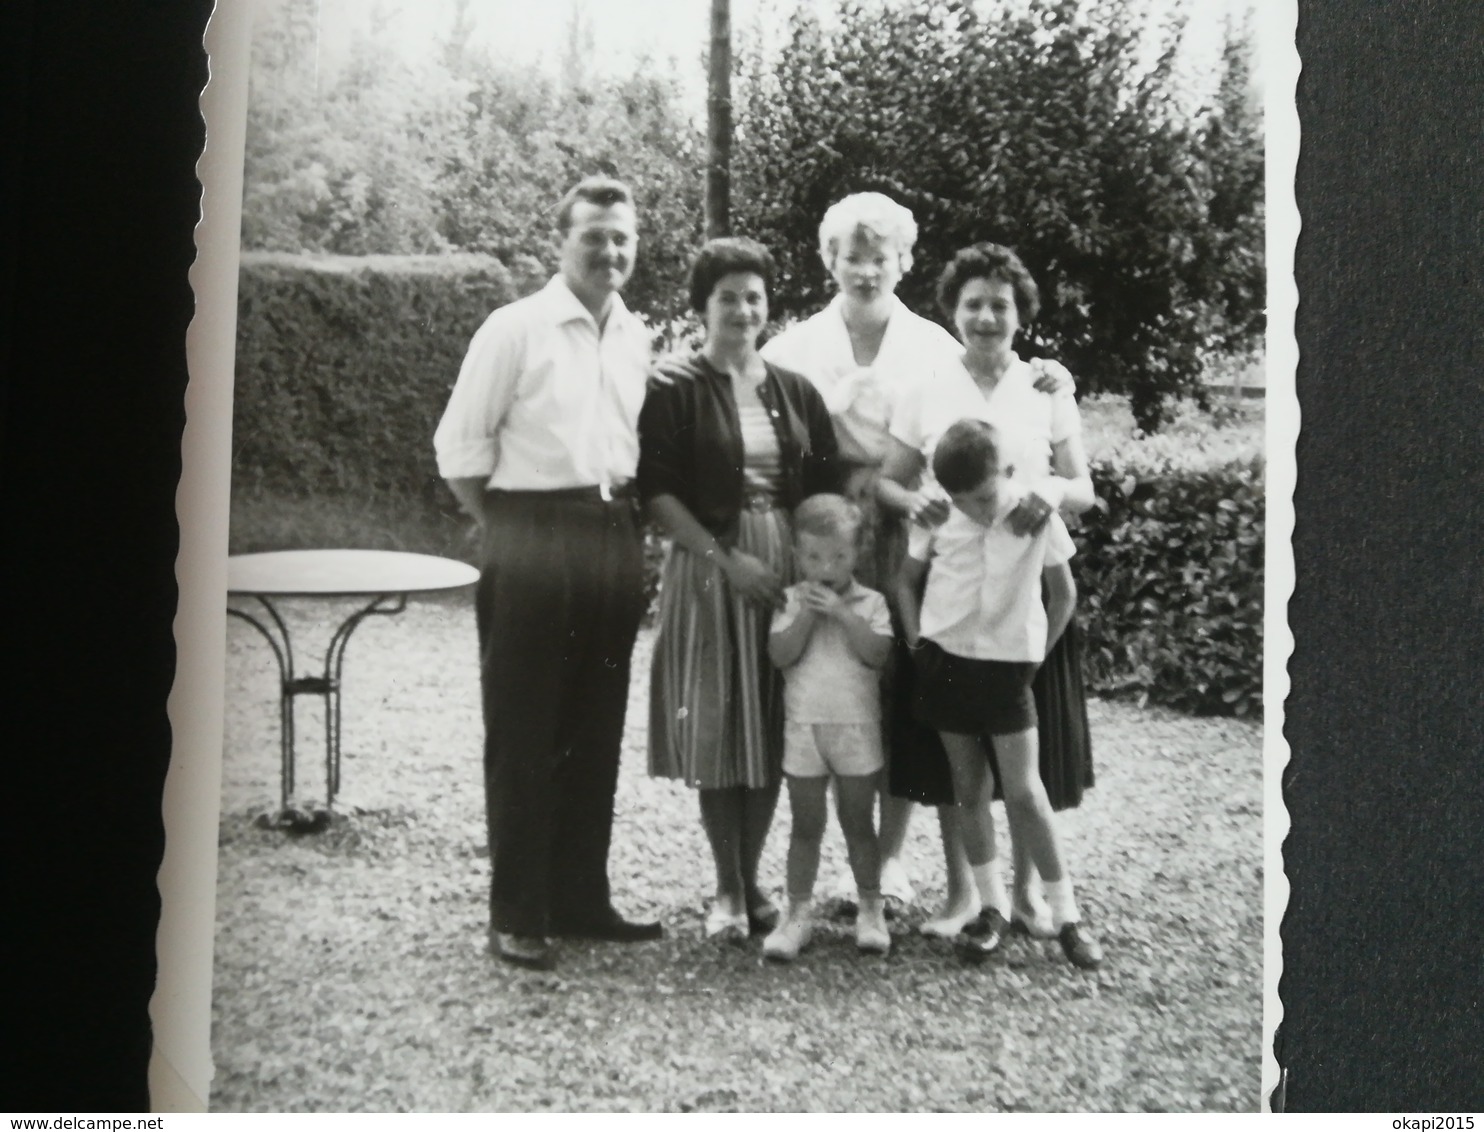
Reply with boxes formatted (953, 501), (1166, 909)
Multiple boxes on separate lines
(636, 354), (843, 547)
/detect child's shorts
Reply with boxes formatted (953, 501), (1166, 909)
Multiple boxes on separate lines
(783, 722), (885, 778)
(911, 639), (1039, 737)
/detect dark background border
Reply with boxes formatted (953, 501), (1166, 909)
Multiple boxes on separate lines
(6, 0), (1481, 1112)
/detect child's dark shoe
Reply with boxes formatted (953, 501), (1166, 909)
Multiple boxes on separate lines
(1057, 921), (1104, 969)
(954, 907), (1008, 964)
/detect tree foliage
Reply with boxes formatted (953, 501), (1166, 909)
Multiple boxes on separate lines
(241, 0), (1263, 428)
(241, 0), (706, 319)
(733, 0), (1265, 428)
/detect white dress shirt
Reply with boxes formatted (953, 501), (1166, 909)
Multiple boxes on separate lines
(433, 275), (651, 490)
(908, 484), (1076, 662)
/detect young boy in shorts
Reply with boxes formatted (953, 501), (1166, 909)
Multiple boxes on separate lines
(896, 419), (1103, 969)
(764, 494), (895, 960)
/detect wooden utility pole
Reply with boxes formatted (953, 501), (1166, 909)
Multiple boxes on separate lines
(705, 0), (732, 238)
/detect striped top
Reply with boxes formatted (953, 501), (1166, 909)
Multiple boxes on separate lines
(738, 405), (782, 495)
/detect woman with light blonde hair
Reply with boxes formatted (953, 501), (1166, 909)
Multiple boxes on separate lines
(761, 192), (1075, 918)
(654, 195), (1072, 923)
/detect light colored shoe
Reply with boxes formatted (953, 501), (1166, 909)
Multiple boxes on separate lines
(879, 858), (915, 909)
(855, 899), (891, 954)
(704, 900), (748, 944)
(920, 899), (981, 939)
(823, 870), (857, 914)
(762, 915), (814, 962)
(1010, 887), (1056, 939)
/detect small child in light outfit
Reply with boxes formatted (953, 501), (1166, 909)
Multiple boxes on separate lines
(896, 419), (1103, 969)
(765, 494), (895, 960)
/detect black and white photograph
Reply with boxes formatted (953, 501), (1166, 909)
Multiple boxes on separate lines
(169, 0), (1289, 1112)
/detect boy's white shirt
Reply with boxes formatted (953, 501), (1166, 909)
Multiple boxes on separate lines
(908, 481), (1076, 662)
(771, 580), (893, 723)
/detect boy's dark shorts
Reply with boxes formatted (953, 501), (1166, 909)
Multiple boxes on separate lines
(911, 639), (1039, 737)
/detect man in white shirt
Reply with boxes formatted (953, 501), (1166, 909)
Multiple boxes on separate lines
(434, 176), (660, 971)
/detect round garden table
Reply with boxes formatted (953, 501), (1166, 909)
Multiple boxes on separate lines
(228, 549), (479, 814)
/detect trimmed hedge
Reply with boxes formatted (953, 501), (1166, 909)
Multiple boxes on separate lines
(233, 252), (516, 500)
(1075, 453), (1264, 718)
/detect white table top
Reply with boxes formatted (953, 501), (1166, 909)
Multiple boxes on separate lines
(228, 549), (478, 597)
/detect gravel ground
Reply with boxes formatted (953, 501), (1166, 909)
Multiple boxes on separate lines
(211, 594), (1264, 1112)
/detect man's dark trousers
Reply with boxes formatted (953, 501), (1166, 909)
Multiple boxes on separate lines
(475, 488), (646, 937)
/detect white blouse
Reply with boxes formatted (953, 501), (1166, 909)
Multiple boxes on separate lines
(761, 295), (963, 465)
(891, 352), (1082, 489)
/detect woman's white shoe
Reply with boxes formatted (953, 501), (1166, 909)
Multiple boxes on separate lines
(1010, 889), (1056, 939)
(920, 900), (981, 939)
(879, 858), (916, 909)
(762, 916), (814, 961)
(855, 902), (892, 954)
(704, 901), (749, 943)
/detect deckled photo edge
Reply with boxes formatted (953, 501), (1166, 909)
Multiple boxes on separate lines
(160, 0), (1295, 1113)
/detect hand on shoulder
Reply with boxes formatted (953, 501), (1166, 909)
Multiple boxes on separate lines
(1029, 357), (1076, 395)
(649, 352), (705, 387)
(909, 489), (951, 528)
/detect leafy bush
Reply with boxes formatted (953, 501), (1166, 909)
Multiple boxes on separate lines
(232, 251), (514, 501)
(1074, 450), (1264, 716)
(733, 0), (1264, 429)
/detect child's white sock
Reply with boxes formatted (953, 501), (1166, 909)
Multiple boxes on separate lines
(970, 860), (1010, 917)
(1044, 878), (1081, 928)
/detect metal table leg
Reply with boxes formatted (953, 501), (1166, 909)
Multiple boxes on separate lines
(228, 592), (407, 814)
(322, 593), (406, 806)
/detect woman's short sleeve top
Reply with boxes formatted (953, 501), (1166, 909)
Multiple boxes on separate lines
(892, 353), (1082, 485)
(761, 296), (962, 466)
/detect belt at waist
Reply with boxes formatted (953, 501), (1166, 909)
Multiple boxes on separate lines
(742, 488), (780, 513)
(485, 481), (636, 504)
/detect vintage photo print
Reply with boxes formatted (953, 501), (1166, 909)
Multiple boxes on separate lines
(157, 0), (1295, 1112)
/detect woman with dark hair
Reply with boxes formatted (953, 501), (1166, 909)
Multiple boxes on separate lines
(882, 241), (1097, 940)
(654, 198), (1073, 917)
(637, 237), (842, 941)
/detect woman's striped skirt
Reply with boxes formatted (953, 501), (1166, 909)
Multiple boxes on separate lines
(648, 505), (793, 790)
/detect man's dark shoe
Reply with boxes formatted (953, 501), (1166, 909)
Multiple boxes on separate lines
(549, 909), (663, 942)
(954, 907), (1008, 965)
(1057, 922), (1104, 970)
(490, 931), (555, 971)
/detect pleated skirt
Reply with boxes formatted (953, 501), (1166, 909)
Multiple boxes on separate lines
(648, 506), (793, 790)
(887, 615), (1094, 813)
(1026, 617), (1094, 810)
